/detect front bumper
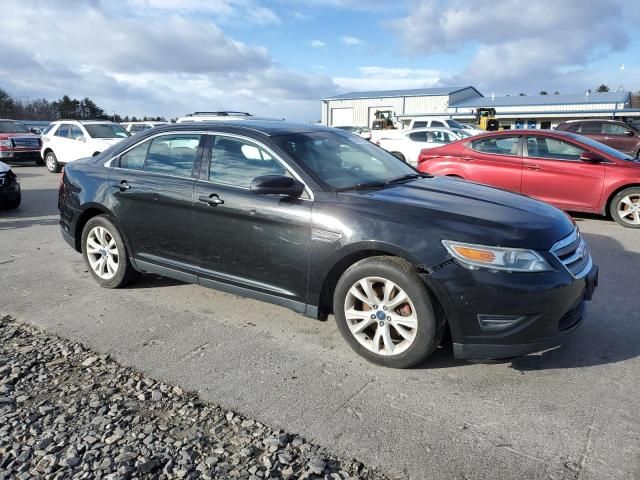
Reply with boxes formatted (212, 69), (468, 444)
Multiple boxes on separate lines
(0, 181), (21, 206)
(423, 261), (599, 360)
(0, 150), (41, 162)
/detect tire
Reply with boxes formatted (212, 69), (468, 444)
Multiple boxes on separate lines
(610, 187), (640, 228)
(35, 156), (45, 166)
(333, 256), (443, 368)
(4, 192), (21, 210)
(81, 215), (140, 288)
(45, 151), (61, 173)
(391, 152), (406, 162)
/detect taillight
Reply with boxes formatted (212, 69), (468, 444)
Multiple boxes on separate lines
(417, 149), (431, 165)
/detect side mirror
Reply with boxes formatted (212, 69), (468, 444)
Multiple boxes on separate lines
(75, 136), (86, 142)
(625, 130), (635, 137)
(250, 175), (304, 197)
(30, 128), (39, 134)
(579, 152), (604, 163)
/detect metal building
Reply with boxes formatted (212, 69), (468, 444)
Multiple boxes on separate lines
(321, 87), (482, 127)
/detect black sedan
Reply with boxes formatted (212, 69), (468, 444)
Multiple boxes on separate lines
(58, 121), (598, 368)
(0, 161), (21, 209)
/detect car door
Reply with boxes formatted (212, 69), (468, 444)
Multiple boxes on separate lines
(68, 124), (92, 161)
(405, 131), (432, 164)
(602, 123), (638, 156)
(51, 123), (78, 163)
(462, 135), (523, 192)
(521, 135), (604, 212)
(193, 133), (312, 305)
(109, 133), (203, 272)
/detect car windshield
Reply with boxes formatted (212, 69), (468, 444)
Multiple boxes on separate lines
(272, 130), (417, 190)
(445, 119), (464, 129)
(0, 120), (30, 133)
(565, 132), (635, 161)
(84, 123), (130, 139)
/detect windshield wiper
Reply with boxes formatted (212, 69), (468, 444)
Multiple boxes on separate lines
(385, 173), (431, 185)
(335, 181), (387, 192)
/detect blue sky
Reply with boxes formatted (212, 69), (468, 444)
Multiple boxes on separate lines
(0, 0), (638, 121)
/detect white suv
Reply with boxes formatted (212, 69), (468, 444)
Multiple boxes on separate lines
(41, 120), (130, 173)
(121, 121), (169, 134)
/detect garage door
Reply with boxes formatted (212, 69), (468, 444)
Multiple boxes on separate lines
(331, 108), (354, 126)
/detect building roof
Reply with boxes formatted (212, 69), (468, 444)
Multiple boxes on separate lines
(324, 86), (480, 101)
(451, 91), (631, 108)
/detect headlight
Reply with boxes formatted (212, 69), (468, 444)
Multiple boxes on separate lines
(442, 240), (553, 272)
(0, 140), (11, 148)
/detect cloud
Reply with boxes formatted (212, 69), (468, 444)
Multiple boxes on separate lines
(311, 40), (326, 48)
(389, 0), (640, 93)
(0, 0), (336, 121)
(341, 36), (364, 46)
(333, 66), (442, 91)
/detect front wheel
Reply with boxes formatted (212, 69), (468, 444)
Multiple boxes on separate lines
(333, 256), (443, 368)
(45, 151), (61, 173)
(81, 215), (140, 288)
(4, 192), (21, 210)
(610, 187), (640, 228)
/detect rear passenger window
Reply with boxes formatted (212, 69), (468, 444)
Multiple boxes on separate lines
(55, 124), (71, 138)
(209, 136), (289, 188)
(145, 135), (201, 177)
(408, 131), (429, 142)
(412, 121), (428, 129)
(430, 121), (445, 127)
(470, 136), (520, 156)
(579, 122), (602, 134)
(119, 142), (148, 170)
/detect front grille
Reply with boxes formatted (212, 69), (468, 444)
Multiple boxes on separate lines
(11, 137), (40, 149)
(551, 229), (592, 278)
(558, 302), (585, 331)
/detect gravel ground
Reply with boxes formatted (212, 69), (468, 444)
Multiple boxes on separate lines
(0, 315), (390, 480)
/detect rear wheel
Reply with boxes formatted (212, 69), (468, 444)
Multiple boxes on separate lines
(45, 151), (61, 173)
(81, 215), (140, 288)
(610, 187), (640, 228)
(333, 256), (443, 368)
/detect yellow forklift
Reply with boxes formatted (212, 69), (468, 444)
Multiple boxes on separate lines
(371, 110), (396, 130)
(475, 107), (499, 131)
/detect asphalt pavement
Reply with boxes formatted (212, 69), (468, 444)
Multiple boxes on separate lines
(1, 165), (639, 479)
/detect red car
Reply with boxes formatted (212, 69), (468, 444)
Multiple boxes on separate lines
(417, 130), (640, 228)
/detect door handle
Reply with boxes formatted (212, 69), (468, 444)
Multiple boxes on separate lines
(112, 180), (131, 191)
(525, 164), (541, 170)
(199, 194), (224, 207)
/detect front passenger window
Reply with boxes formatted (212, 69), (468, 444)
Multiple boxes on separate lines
(209, 136), (289, 188)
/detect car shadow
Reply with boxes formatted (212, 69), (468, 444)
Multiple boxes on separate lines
(0, 187), (60, 226)
(511, 231), (640, 371)
(127, 274), (186, 289)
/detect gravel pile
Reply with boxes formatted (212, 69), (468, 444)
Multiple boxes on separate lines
(0, 315), (391, 480)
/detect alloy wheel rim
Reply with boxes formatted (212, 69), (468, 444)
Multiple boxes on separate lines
(86, 226), (119, 280)
(46, 155), (55, 171)
(617, 194), (640, 225)
(344, 276), (418, 356)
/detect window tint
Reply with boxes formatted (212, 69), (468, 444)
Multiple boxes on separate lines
(603, 123), (631, 135)
(84, 124), (130, 139)
(144, 135), (201, 177)
(445, 119), (464, 129)
(525, 136), (584, 161)
(470, 136), (520, 156)
(209, 136), (289, 188)
(430, 120), (445, 127)
(132, 124), (151, 132)
(564, 123), (580, 133)
(55, 124), (71, 138)
(70, 125), (83, 139)
(119, 141), (148, 170)
(408, 131), (429, 142)
(431, 131), (454, 144)
(412, 121), (427, 129)
(579, 122), (602, 134)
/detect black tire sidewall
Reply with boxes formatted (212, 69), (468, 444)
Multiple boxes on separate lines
(333, 257), (438, 368)
(610, 187), (640, 229)
(81, 215), (135, 288)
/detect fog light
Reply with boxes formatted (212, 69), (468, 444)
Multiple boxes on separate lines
(477, 314), (531, 331)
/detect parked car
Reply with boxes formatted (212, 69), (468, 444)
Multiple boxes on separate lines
(334, 125), (372, 141)
(0, 119), (44, 166)
(41, 120), (130, 173)
(59, 121), (597, 368)
(175, 111), (278, 123)
(121, 121), (169, 135)
(377, 128), (463, 165)
(0, 161), (21, 209)
(556, 120), (640, 158)
(417, 129), (640, 228)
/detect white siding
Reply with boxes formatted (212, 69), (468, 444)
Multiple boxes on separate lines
(325, 97), (405, 126)
(403, 95), (449, 114)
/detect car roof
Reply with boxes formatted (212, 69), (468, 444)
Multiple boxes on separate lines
(405, 127), (458, 133)
(149, 120), (335, 137)
(52, 119), (117, 125)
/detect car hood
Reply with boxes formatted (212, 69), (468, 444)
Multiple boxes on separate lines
(0, 161), (10, 173)
(339, 177), (575, 250)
